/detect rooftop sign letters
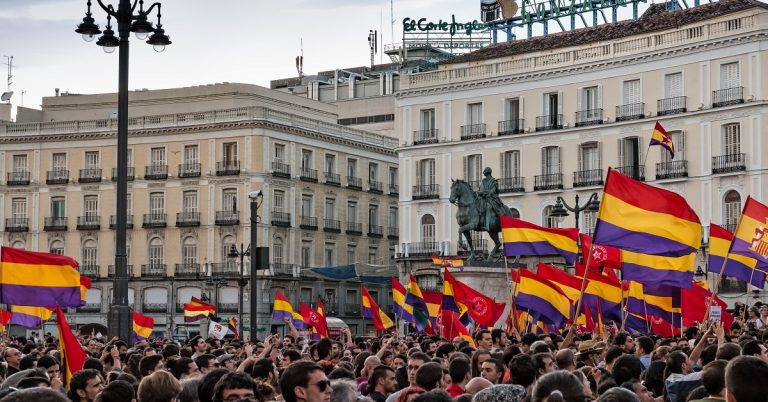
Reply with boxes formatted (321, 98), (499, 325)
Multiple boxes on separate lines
(402, 15), (489, 36)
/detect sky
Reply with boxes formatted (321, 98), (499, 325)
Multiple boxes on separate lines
(0, 0), (658, 113)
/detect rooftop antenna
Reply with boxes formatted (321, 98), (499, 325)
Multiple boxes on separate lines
(1, 55), (13, 103)
(21, 90), (26, 107)
(295, 38), (304, 79)
(368, 30), (378, 69)
(390, 0), (395, 45)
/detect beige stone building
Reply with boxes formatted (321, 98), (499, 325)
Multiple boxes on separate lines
(394, 0), (768, 305)
(0, 83), (399, 337)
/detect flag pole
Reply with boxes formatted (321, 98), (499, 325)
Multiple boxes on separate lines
(500, 231), (521, 334)
(706, 216), (745, 322)
(743, 268), (757, 322)
(642, 300), (651, 333)
(620, 269), (628, 331)
(573, 243), (596, 326)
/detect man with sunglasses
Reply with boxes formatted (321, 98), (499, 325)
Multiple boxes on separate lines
(280, 361), (333, 402)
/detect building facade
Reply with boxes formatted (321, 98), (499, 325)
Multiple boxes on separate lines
(394, 0), (768, 305)
(0, 83), (399, 337)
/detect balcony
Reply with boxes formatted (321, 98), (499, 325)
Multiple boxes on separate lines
(142, 303), (168, 313)
(368, 224), (383, 238)
(498, 177), (525, 193)
(216, 160), (240, 176)
(324, 219), (341, 233)
(535, 114), (563, 131)
(712, 87), (744, 108)
(78, 303), (101, 313)
(176, 212), (201, 227)
(77, 215), (101, 230)
(347, 176), (362, 190)
(498, 119), (524, 136)
(657, 96), (687, 116)
(712, 154), (746, 174)
(656, 160), (688, 180)
(346, 222), (363, 235)
(616, 103), (645, 121)
(534, 173), (564, 191)
(369, 180), (383, 194)
(78, 265), (99, 278)
(615, 165), (645, 181)
(573, 169), (603, 188)
(388, 227), (399, 239)
(575, 109), (603, 127)
(46, 170), (69, 185)
(78, 168), (102, 183)
(413, 184), (439, 200)
(210, 262), (239, 277)
(300, 168), (318, 182)
(215, 211), (239, 226)
(460, 123), (487, 140)
(324, 172), (341, 186)
(271, 263), (294, 277)
(300, 216), (318, 230)
(5, 171), (29, 186)
(141, 264), (166, 277)
(459, 239), (489, 256)
(219, 303), (238, 313)
(108, 265), (134, 277)
(144, 165), (168, 180)
(413, 129), (438, 145)
(5, 218), (28, 232)
(109, 215), (134, 230)
(389, 183), (399, 196)
(407, 242), (440, 257)
(44, 217), (68, 231)
(344, 303), (361, 315)
(271, 211), (291, 227)
(142, 213), (167, 228)
(175, 263), (201, 277)
(272, 161), (291, 178)
(111, 167), (135, 181)
(178, 163), (201, 178)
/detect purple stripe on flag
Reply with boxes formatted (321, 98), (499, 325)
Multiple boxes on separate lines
(709, 255), (766, 287)
(624, 314), (648, 334)
(621, 262), (693, 289)
(514, 292), (569, 328)
(1, 285), (81, 308)
(9, 312), (42, 328)
(393, 303), (414, 323)
(626, 297), (681, 327)
(272, 309), (292, 322)
(503, 241), (577, 264)
(583, 296), (623, 323)
(594, 220), (697, 257)
(719, 238), (768, 265)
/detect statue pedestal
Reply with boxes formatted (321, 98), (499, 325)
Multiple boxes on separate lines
(452, 264), (514, 327)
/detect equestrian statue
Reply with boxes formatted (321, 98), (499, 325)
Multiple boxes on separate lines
(449, 167), (514, 262)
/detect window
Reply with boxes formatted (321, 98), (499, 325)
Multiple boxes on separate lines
(346, 289), (358, 306)
(618, 137), (641, 168)
(369, 163), (378, 182)
(368, 204), (378, 226)
(148, 237), (164, 266)
(420, 109), (435, 131)
(389, 167), (398, 187)
(388, 207), (398, 228)
(723, 124), (740, 155)
(421, 215), (435, 243)
(273, 238), (284, 265)
(12, 155), (27, 172)
(50, 240), (65, 255)
(183, 191), (198, 213)
(501, 150), (520, 178)
(85, 151), (100, 169)
(505, 98), (520, 121)
(325, 198), (336, 220)
(11, 198), (26, 218)
(301, 149), (312, 170)
(724, 191), (741, 231)
(347, 159), (358, 178)
(52, 153), (67, 171)
(51, 197), (66, 218)
(274, 143), (285, 163)
(541, 146), (561, 175)
(464, 154), (483, 182)
(544, 92), (560, 115)
(720, 62), (740, 89)
(273, 190), (285, 213)
(622, 79), (641, 104)
(82, 239), (97, 267)
(126, 193), (133, 215)
(301, 241), (312, 267)
(325, 154), (336, 174)
(416, 159), (436, 186)
(467, 103), (483, 125)
(324, 244), (335, 266)
(662, 131), (685, 163)
(223, 189), (237, 212)
(347, 245), (356, 264)
(127, 148), (134, 167)
(149, 192), (165, 215)
(581, 86), (599, 111)
(150, 147), (166, 165)
(182, 237), (197, 265)
(83, 195), (98, 217)
(301, 194), (313, 217)
(664, 73), (683, 98)
(184, 145), (199, 164)
(221, 235), (236, 263)
(223, 142), (237, 162)
(583, 211), (597, 236)
(543, 206), (559, 228)
(368, 247), (378, 264)
(578, 142), (601, 171)
(347, 201), (357, 223)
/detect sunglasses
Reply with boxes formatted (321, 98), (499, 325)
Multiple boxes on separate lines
(312, 379), (332, 392)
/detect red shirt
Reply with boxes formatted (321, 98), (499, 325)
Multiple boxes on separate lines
(445, 384), (464, 398)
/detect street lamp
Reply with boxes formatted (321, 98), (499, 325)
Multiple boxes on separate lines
(248, 190), (264, 342)
(228, 243), (250, 340)
(76, 0), (171, 344)
(549, 193), (600, 230)
(204, 277), (228, 312)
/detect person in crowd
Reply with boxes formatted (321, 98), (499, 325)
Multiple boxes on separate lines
(532, 371), (590, 402)
(137, 370), (183, 402)
(555, 349), (577, 371)
(194, 354), (218, 376)
(445, 357), (470, 397)
(68, 369), (105, 402)
(280, 360), (333, 402)
(724, 356), (768, 402)
(4, 349), (21, 376)
(96, 380), (136, 402)
(635, 337), (654, 369)
(414, 362), (444, 391)
(212, 372), (258, 402)
(479, 358), (504, 385)
(366, 365), (397, 402)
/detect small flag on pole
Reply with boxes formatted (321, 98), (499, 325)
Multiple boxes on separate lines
(650, 121), (675, 159)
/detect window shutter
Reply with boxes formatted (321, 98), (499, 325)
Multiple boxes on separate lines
(577, 87), (583, 112)
(428, 159), (435, 185)
(541, 147), (547, 175)
(638, 137), (644, 168)
(577, 144), (584, 171)
(597, 142), (603, 171)
(500, 152), (507, 178)
(463, 156), (468, 181)
(555, 146), (561, 173)
(557, 91), (563, 117)
(618, 138), (625, 167)
(679, 131), (686, 160)
(415, 160), (422, 187)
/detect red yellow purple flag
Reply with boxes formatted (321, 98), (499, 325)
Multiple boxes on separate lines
(0, 247), (82, 307)
(649, 121), (675, 159)
(730, 197), (768, 266)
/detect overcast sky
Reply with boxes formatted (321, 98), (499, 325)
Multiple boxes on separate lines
(0, 0), (658, 113)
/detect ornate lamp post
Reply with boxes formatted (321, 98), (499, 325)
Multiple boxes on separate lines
(549, 193), (600, 230)
(75, 0), (171, 343)
(228, 243), (250, 339)
(248, 190), (264, 342)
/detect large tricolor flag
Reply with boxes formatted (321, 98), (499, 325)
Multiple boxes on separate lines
(574, 263), (624, 324)
(78, 277), (92, 307)
(514, 268), (572, 328)
(362, 287), (394, 330)
(501, 216), (579, 264)
(392, 277), (414, 323)
(0, 247), (82, 307)
(730, 197), (768, 266)
(406, 274), (432, 332)
(56, 307), (86, 389)
(272, 291), (304, 329)
(593, 169), (701, 288)
(649, 121), (675, 159)
(625, 281), (681, 327)
(183, 297), (216, 322)
(132, 311), (154, 342)
(708, 223), (766, 287)
(9, 306), (54, 328)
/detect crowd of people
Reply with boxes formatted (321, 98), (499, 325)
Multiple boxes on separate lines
(0, 314), (767, 402)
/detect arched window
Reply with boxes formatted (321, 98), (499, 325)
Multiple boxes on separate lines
(50, 240), (65, 255)
(509, 208), (521, 219)
(148, 237), (164, 266)
(11, 240), (24, 250)
(420, 215), (435, 243)
(273, 237), (284, 265)
(82, 239), (97, 267)
(182, 236), (197, 266)
(221, 235), (235, 263)
(724, 191), (741, 232)
(543, 205), (559, 228)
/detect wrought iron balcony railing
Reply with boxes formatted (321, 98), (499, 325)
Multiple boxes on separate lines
(388, 227), (399, 239)
(656, 160), (688, 180)
(4, 218), (28, 232)
(176, 211), (201, 227)
(498, 177), (525, 193)
(144, 164), (169, 180)
(110, 214), (134, 229)
(498, 119), (524, 135)
(79, 168), (102, 183)
(44, 217), (68, 231)
(178, 163), (201, 178)
(300, 216), (318, 230)
(271, 263), (294, 277)
(46, 169), (69, 184)
(77, 215), (101, 230)
(215, 211), (239, 226)
(460, 123), (486, 140)
(347, 176), (362, 189)
(141, 264), (166, 277)
(712, 154), (746, 174)
(111, 167), (135, 181)
(657, 96), (687, 116)
(615, 165), (645, 181)
(616, 103), (645, 121)
(324, 172), (341, 186)
(175, 263), (201, 277)
(300, 168), (318, 182)
(142, 213), (167, 228)
(535, 114), (563, 131)
(79, 264), (99, 278)
(575, 109), (603, 127)
(272, 161), (291, 178)
(323, 219), (341, 233)
(368, 180), (383, 193)
(216, 160), (240, 176)
(573, 169), (603, 187)
(346, 222), (363, 235)
(413, 184), (439, 200)
(389, 183), (399, 195)
(108, 265), (134, 277)
(271, 211), (291, 227)
(413, 129), (438, 145)
(712, 87), (744, 108)
(7, 171), (30, 186)
(534, 173), (564, 191)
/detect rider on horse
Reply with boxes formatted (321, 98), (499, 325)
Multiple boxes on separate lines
(477, 167), (511, 231)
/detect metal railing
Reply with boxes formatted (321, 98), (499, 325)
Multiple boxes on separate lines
(142, 213), (168, 228)
(388, 227), (399, 239)
(110, 214), (134, 229)
(616, 103), (645, 121)
(300, 168), (318, 182)
(368, 224), (383, 237)
(407, 242), (441, 257)
(108, 265), (134, 277)
(369, 180), (383, 193)
(271, 211), (291, 227)
(271, 161), (291, 177)
(44, 217), (68, 231)
(535, 114), (563, 131)
(111, 167), (135, 181)
(346, 222), (363, 235)
(210, 262), (240, 277)
(575, 109), (603, 127)
(712, 153), (746, 174)
(4, 218), (28, 232)
(413, 184), (440, 200)
(498, 119), (524, 135)
(324, 172), (341, 185)
(79, 168), (102, 183)
(144, 164), (168, 179)
(175, 263), (201, 277)
(615, 165), (645, 181)
(344, 303), (361, 315)
(79, 265), (99, 278)
(657, 96), (687, 116)
(300, 216), (318, 230)
(324, 219), (341, 232)
(347, 176), (362, 189)
(77, 215), (101, 230)
(141, 264), (166, 277)
(142, 303), (168, 313)
(216, 160), (240, 176)
(178, 163), (201, 178)
(6, 171), (30, 185)
(460, 123), (486, 140)
(215, 211), (239, 225)
(271, 263), (294, 276)
(573, 169), (603, 187)
(176, 211), (201, 227)
(78, 303), (101, 312)
(219, 303), (238, 312)
(534, 173), (564, 191)
(656, 160), (688, 180)
(498, 177), (525, 193)
(413, 129), (438, 145)
(389, 183), (399, 195)
(46, 170), (69, 184)
(712, 87), (744, 108)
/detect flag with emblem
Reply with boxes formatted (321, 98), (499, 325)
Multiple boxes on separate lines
(649, 121), (675, 159)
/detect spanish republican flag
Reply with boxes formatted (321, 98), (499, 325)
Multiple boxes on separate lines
(56, 307), (86, 389)
(183, 297), (216, 322)
(79, 277), (92, 306)
(708, 223), (766, 287)
(500, 216), (579, 264)
(730, 197), (768, 266)
(132, 312), (154, 342)
(514, 268), (572, 328)
(0, 247), (82, 307)
(593, 168), (701, 288)
(9, 306), (54, 328)
(391, 277), (414, 323)
(272, 291), (304, 329)
(432, 256), (464, 270)
(362, 287), (394, 330)
(649, 121), (675, 159)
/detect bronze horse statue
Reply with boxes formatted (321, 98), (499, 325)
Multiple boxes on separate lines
(449, 179), (513, 262)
